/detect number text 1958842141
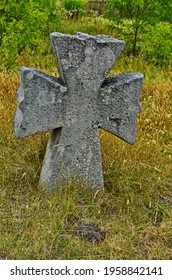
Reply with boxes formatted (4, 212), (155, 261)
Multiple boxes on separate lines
(104, 266), (163, 276)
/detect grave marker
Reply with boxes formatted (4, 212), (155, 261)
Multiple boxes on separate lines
(14, 32), (143, 192)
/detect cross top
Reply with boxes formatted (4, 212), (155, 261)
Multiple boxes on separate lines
(14, 32), (143, 192)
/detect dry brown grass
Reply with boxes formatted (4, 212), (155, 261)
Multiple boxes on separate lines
(0, 56), (172, 259)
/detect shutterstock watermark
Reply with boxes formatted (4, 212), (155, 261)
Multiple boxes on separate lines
(10, 266), (94, 276)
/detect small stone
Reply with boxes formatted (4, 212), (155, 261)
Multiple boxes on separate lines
(74, 224), (105, 244)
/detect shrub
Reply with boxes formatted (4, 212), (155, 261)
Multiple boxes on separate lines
(143, 22), (172, 65)
(0, 0), (60, 68)
(104, 0), (172, 59)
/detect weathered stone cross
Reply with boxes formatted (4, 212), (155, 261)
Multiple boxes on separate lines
(14, 32), (143, 192)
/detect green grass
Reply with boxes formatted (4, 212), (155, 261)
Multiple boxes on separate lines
(0, 16), (172, 259)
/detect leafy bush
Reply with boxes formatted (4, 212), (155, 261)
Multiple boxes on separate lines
(0, 0), (60, 68)
(105, 0), (172, 60)
(143, 22), (172, 65)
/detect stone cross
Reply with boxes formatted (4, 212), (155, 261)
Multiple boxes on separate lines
(14, 32), (143, 192)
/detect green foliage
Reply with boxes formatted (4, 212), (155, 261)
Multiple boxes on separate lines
(143, 22), (172, 65)
(0, 0), (60, 68)
(105, 0), (172, 63)
(0, 1), (171, 68)
(62, 0), (87, 10)
(61, 0), (87, 18)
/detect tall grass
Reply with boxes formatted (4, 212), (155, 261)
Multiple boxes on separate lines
(0, 16), (172, 259)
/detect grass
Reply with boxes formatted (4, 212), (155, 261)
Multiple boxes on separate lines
(0, 16), (172, 259)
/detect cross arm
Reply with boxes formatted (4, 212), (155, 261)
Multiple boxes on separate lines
(98, 73), (143, 144)
(14, 67), (67, 138)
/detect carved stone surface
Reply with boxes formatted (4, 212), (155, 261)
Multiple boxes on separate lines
(14, 32), (143, 192)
